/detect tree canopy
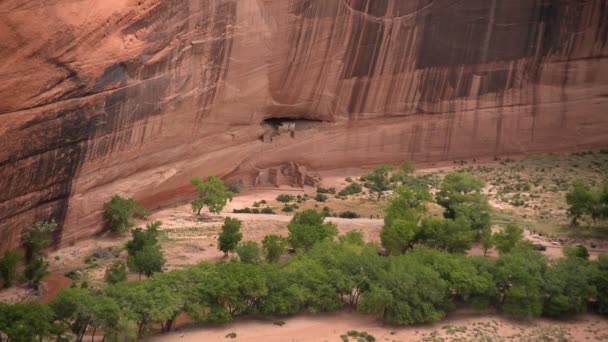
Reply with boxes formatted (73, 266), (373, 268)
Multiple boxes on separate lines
(191, 175), (234, 215)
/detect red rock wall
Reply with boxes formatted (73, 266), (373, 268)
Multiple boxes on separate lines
(1, 0), (607, 250)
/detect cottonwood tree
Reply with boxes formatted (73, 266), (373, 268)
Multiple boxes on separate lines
(236, 241), (262, 265)
(0, 251), (23, 288)
(363, 165), (394, 201)
(104, 261), (128, 285)
(287, 210), (338, 251)
(103, 195), (148, 233)
(22, 220), (57, 260)
(218, 218), (243, 256)
(262, 235), (287, 263)
(191, 175), (234, 215)
(126, 221), (165, 278)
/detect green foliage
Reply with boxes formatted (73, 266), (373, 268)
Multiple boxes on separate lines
(218, 217), (243, 256)
(494, 247), (546, 318)
(22, 220), (58, 259)
(399, 160), (416, 175)
(228, 181), (241, 194)
(493, 224), (524, 254)
(23, 256), (49, 290)
(103, 196), (148, 233)
(358, 256), (449, 325)
(0, 301), (58, 342)
(542, 258), (597, 317)
(363, 165), (395, 200)
(126, 221), (165, 278)
(0, 250), (23, 288)
(563, 245), (590, 260)
(225, 332), (237, 338)
(315, 193), (328, 202)
(436, 172), (486, 218)
(593, 254), (608, 314)
(236, 241), (262, 265)
(380, 187), (432, 255)
(381, 219), (417, 256)
(565, 180), (607, 226)
(338, 211), (360, 219)
(287, 210), (338, 251)
(338, 230), (365, 246)
(338, 182), (363, 196)
(262, 235), (287, 263)
(191, 175), (234, 215)
(419, 217), (475, 254)
(104, 261), (128, 285)
(276, 194), (295, 203)
(317, 186), (336, 194)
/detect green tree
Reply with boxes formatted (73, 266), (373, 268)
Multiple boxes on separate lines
(126, 221), (165, 278)
(23, 256), (49, 290)
(339, 230), (365, 246)
(22, 220), (57, 260)
(566, 180), (595, 226)
(125, 221), (161, 256)
(363, 165), (394, 201)
(0, 250), (23, 288)
(494, 246), (546, 318)
(218, 217), (243, 256)
(563, 245), (590, 260)
(103, 195), (148, 233)
(262, 235), (287, 263)
(452, 200), (492, 238)
(128, 244), (165, 279)
(380, 219), (416, 255)
(104, 261), (128, 285)
(481, 228), (494, 256)
(51, 287), (97, 342)
(436, 172), (485, 219)
(236, 241), (262, 265)
(383, 187), (430, 228)
(0, 301), (59, 342)
(358, 257), (449, 325)
(592, 254), (608, 314)
(106, 280), (182, 338)
(399, 160), (416, 175)
(419, 217), (475, 254)
(191, 175), (234, 215)
(493, 224), (523, 254)
(542, 258), (597, 317)
(287, 210), (338, 251)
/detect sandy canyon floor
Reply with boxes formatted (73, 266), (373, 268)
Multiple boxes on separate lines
(2, 152), (608, 341)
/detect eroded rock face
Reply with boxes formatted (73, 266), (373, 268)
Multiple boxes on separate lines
(1, 0), (607, 250)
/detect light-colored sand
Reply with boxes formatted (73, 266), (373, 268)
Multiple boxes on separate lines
(147, 311), (608, 342)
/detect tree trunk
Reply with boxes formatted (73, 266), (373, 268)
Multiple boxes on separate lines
(91, 327), (96, 342)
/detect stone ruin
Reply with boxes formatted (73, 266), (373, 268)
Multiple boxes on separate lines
(253, 162), (321, 188)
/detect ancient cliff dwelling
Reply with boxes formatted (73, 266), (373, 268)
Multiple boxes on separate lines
(1, 0), (608, 341)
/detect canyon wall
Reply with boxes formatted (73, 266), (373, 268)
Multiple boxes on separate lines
(1, 0), (607, 250)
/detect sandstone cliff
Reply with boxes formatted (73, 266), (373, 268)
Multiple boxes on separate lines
(1, 0), (607, 250)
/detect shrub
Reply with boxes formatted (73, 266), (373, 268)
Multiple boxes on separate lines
(228, 181), (241, 194)
(315, 193), (328, 202)
(103, 196), (148, 233)
(236, 241), (262, 265)
(218, 218), (243, 256)
(276, 194), (295, 203)
(104, 261), (128, 284)
(23, 220), (58, 259)
(282, 204), (295, 213)
(261, 207), (275, 214)
(0, 251), (23, 288)
(225, 332), (237, 338)
(317, 187), (336, 194)
(339, 211), (360, 219)
(338, 182), (363, 196)
(233, 208), (252, 213)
